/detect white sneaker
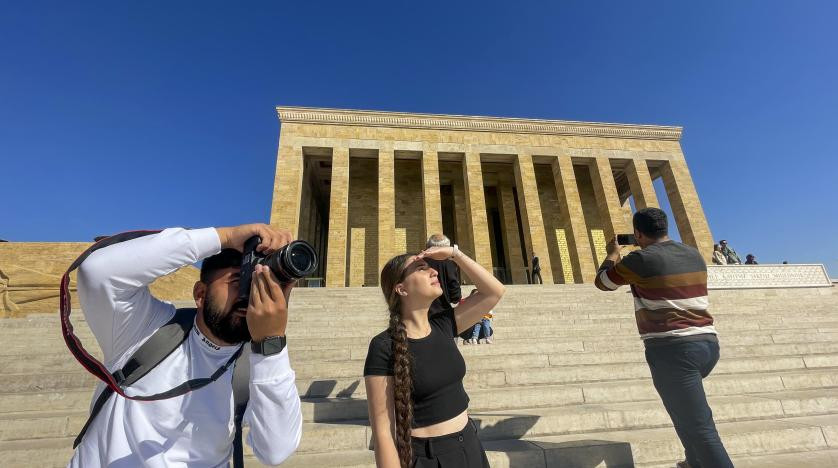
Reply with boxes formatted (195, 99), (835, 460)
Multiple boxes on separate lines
(485, 337), (493, 344)
(469, 338), (478, 345)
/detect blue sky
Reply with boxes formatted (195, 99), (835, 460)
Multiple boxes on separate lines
(2, 1), (836, 276)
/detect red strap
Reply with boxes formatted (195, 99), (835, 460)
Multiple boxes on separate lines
(59, 230), (162, 400)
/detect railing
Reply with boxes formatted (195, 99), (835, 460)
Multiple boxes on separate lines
(300, 277), (324, 288)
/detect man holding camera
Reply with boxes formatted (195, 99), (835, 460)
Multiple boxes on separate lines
(69, 224), (302, 467)
(594, 208), (732, 468)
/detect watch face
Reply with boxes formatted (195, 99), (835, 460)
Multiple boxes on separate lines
(260, 336), (286, 355)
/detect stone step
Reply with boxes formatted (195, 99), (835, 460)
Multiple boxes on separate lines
(5, 415), (837, 468)
(16, 320), (838, 343)
(9, 341), (838, 378)
(8, 326), (838, 358)
(8, 290), (836, 324)
(4, 389), (838, 457)
(8, 289), (831, 315)
(3, 349), (836, 397)
(9, 298), (837, 324)
(3, 284), (835, 466)
(694, 448), (838, 468)
(3, 367), (837, 421)
(514, 415), (838, 468)
(8, 340), (837, 375)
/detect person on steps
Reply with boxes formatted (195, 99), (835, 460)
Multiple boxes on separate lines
(364, 243), (505, 467)
(424, 233), (462, 316)
(595, 208), (733, 468)
(466, 289), (494, 345)
(70, 224), (303, 467)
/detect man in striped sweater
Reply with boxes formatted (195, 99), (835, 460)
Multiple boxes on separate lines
(595, 208), (733, 468)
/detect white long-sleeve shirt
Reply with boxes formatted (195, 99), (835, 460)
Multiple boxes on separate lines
(69, 228), (302, 467)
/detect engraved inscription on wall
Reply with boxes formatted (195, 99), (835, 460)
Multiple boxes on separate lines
(707, 264), (832, 289)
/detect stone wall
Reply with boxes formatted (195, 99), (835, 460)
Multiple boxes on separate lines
(394, 159), (425, 254)
(575, 165), (608, 265)
(347, 158), (379, 286)
(535, 164), (571, 283)
(0, 242), (200, 317)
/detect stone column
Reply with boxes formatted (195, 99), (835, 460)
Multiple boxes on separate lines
(452, 170), (474, 271)
(625, 159), (659, 209)
(269, 145), (304, 237)
(326, 147), (350, 287)
(497, 180), (527, 284)
(551, 156), (596, 283)
(462, 152), (493, 271)
(589, 157), (631, 241)
(660, 158), (714, 263)
(378, 149), (396, 277)
(513, 153), (554, 284)
(421, 149), (443, 240)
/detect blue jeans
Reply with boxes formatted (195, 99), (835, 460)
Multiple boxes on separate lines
(645, 340), (733, 468)
(471, 319), (492, 340)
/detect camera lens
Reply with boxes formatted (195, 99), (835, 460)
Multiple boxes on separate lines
(263, 240), (318, 283)
(289, 247), (311, 272)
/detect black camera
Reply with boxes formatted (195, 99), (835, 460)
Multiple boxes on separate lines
(237, 236), (318, 303)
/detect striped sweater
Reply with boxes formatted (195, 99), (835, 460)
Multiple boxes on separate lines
(594, 240), (717, 346)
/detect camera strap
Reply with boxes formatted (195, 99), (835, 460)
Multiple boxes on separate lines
(62, 231), (250, 467)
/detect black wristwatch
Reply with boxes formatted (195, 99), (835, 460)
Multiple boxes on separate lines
(251, 335), (287, 356)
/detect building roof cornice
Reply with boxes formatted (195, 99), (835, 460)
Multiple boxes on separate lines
(276, 106), (682, 141)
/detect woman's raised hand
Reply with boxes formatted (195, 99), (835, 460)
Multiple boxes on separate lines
(417, 246), (454, 261)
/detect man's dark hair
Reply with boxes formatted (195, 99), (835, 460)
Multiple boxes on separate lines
(633, 208), (668, 239)
(200, 248), (242, 283)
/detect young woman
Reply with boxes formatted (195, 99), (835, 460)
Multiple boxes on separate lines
(364, 244), (505, 467)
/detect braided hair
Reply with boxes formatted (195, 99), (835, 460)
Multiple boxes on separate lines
(380, 254), (415, 468)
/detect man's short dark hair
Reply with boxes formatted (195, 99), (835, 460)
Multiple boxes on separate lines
(633, 208), (668, 239)
(200, 248), (242, 283)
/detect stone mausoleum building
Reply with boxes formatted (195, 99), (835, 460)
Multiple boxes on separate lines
(269, 107), (713, 288)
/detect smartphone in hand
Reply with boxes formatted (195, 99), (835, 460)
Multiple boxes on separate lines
(617, 234), (637, 246)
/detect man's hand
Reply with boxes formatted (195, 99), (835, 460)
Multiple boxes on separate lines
(606, 237), (623, 262)
(216, 223), (292, 254)
(247, 264), (294, 341)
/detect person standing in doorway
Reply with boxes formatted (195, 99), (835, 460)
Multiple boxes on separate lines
(531, 253), (543, 284)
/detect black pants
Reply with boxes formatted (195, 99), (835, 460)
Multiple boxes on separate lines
(645, 340), (733, 468)
(412, 419), (490, 467)
(531, 270), (543, 284)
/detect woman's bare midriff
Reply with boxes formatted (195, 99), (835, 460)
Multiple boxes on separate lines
(410, 410), (469, 438)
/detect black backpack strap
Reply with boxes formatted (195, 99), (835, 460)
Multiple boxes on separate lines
(73, 385), (115, 448)
(231, 346), (251, 468)
(73, 308), (246, 448)
(114, 308), (197, 387)
(73, 308), (197, 448)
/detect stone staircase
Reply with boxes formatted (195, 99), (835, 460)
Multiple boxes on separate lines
(1, 285), (837, 467)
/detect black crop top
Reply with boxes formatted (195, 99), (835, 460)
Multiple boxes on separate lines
(363, 308), (470, 427)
